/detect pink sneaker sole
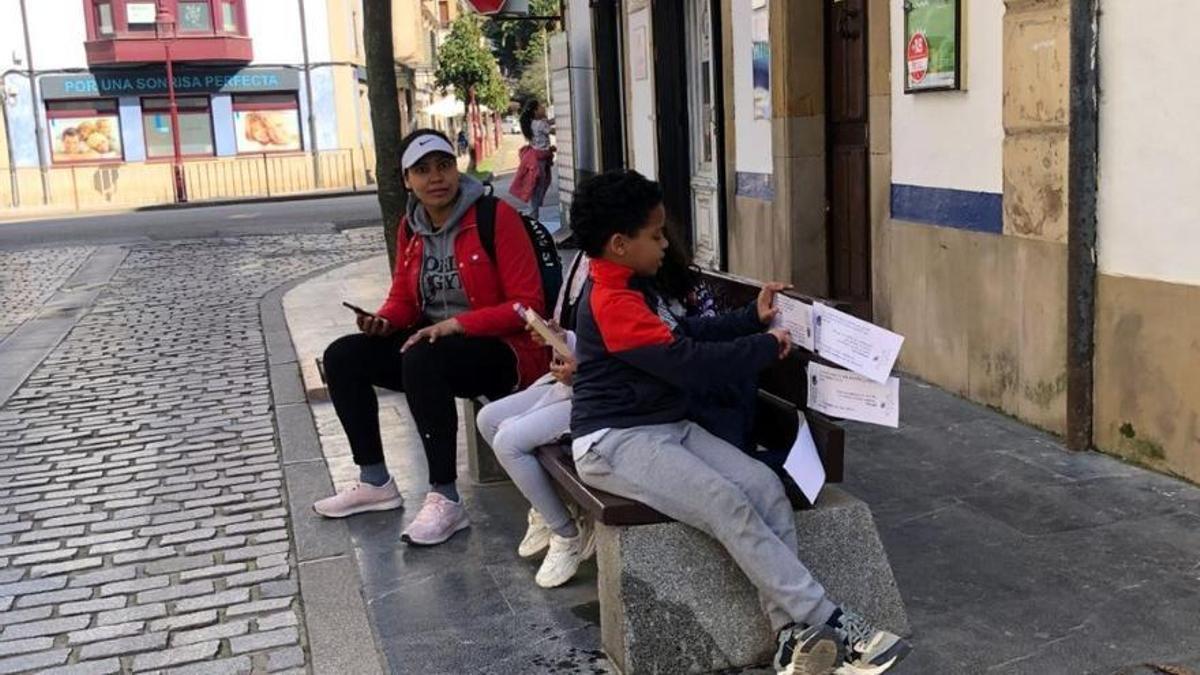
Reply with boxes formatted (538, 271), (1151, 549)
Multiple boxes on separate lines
(400, 513), (471, 546)
(312, 495), (404, 519)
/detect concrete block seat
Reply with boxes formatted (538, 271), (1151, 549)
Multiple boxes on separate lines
(534, 400), (908, 673)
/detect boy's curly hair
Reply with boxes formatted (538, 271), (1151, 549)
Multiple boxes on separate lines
(570, 170), (664, 258)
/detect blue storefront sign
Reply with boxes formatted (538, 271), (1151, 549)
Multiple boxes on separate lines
(40, 67), (300, 99)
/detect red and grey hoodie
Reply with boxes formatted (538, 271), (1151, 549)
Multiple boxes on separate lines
(375, 177), (550, 388)
(570, 257), (778, 439)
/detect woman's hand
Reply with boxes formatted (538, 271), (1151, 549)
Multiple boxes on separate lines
(358, 314), (395, 337)
(767, 328), (793, 360)
(756, 282), (792, 324)
(550, 356), (577, 385)
(400, 318), (465, 352)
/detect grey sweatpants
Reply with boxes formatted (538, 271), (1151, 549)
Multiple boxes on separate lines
(477, 379), (575, 532)
(575, 421), (837, 632)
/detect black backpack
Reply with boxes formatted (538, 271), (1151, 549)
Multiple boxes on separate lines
(403, 195), (564, 315)
(474, 195), (563, 316)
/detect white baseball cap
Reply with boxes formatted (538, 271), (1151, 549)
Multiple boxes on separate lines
(401, 134), (456, 170)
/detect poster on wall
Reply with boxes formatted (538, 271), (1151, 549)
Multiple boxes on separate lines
(751, 0), (770, 119)
(49, 116), (122, 163)
(235, 110), (302, 153)
(903, 0), (962, 93)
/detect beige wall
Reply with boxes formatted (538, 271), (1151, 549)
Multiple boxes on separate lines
(1094, 275), (1200, 482)
(1092, 0), (1200, 480)
(878, 0), (1070, 434)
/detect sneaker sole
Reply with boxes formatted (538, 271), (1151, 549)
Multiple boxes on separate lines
(401, 517), (471, 547)
(834, 641), (912, 675)
(783, 637), (840, 675)
(312, 496), (404, 519)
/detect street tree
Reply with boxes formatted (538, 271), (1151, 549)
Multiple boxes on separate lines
(362, 0), (405, 268)
(482, 0), (559, 77)
(435, 14), (510, 114)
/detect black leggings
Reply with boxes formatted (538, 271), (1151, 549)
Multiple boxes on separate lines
(323, 330), (518, 485)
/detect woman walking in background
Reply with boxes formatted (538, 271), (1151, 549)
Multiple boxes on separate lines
(510, 99), (555, 219)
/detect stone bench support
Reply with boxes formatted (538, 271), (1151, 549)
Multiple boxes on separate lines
(594, 486), (909, 673)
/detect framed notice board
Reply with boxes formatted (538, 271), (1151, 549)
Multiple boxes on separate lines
(903, 0), (963, 93)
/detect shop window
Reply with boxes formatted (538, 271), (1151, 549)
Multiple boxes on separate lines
(96, 3), (114, 35)
(124, 1), (158, 32)
(179, 1), (214, 32)
(232, 94), (303, 153)
(46, 99), (123, 164)
(141, 96), (215, 158)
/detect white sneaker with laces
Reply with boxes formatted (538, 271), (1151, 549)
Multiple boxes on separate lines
(534, 517), (595, 588)
(518, 509), (552, 558)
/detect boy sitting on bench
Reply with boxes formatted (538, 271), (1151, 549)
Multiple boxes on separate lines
(568, 170), (911, 675)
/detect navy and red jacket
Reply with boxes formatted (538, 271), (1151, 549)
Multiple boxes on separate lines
(570, 257), (778, 439)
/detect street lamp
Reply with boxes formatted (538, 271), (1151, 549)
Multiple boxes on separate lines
(156, 4), (188, 203)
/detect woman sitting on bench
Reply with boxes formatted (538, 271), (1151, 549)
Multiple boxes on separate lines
(475, 226), (715, 588)
(313, 129), (549, 547)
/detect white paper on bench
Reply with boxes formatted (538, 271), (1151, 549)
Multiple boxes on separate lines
(783, 412), (825, 504)
(771, 295), (815, 351)
(806, 362), (900, 428)
(812, 303), (904, 384)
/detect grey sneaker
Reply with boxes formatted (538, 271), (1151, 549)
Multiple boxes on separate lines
(830, 609), (911, 675)
(774, 622), (842, 675)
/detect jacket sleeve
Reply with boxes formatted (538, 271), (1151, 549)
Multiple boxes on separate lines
(597, 289), (778, 390)
(455, 203), (546, 337)
(675, 302), (765, 342)
(375, 218), (420, 329)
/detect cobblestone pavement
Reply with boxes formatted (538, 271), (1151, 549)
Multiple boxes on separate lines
(0, 230), (380, 674)
(0, 247), (95, 342)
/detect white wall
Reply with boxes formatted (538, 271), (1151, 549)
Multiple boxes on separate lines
(247, 0), (330, 65)
(0, 1), (89, 71)
(890, 0), (1003, 193)
(1097, 0), (1200, 286)
(731, 0), (771, 175)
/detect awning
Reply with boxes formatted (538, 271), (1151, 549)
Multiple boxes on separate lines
(422, 95), (493, 118)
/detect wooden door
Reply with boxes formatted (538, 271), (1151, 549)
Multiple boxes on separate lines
(826, 0), (872, 318)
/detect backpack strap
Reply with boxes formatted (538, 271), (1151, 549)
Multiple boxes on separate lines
(475, 195), (499, 263)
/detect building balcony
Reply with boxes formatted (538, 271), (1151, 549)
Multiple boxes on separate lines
(85, 35), (252, 65)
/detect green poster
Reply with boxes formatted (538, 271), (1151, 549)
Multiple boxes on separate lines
(903, 0), (961, 92)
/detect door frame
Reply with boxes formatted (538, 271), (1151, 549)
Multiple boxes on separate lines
(823, 0), (872, 318)
(651, 0), (727, 266)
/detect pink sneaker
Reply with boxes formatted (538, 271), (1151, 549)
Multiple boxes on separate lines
(401, 492), (470, 546)
(312, 479), (404, 518)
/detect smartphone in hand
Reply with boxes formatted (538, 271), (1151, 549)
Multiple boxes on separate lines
(513, 303), (572, 360)
(342, 301), (375, 318)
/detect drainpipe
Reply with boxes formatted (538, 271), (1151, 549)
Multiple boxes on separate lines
(297, 0), (322, 188)
(1, 76), (20, 206)
(18, 0), (50, 205)
(1066, 0), (1100, 452)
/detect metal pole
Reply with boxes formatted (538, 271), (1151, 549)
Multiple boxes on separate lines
(1, 76), (20, 207)
(297, 0), (322, 188)
(18, 0), (49, 204)
(165, 43), (187, 203)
